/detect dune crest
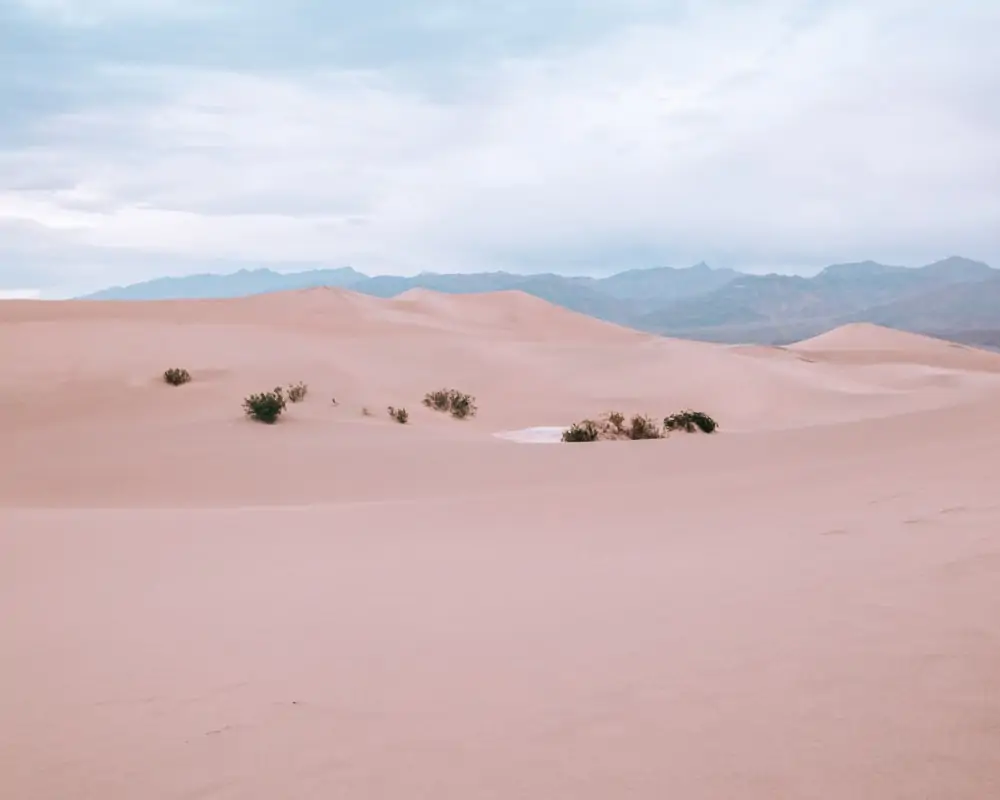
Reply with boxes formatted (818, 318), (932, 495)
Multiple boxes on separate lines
(792, 322), (960, 351)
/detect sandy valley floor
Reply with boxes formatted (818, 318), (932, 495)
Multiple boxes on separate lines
(2, 288), (1000, 798)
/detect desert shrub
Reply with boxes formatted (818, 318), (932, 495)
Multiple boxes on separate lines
(243, 386), (286, 424)
(663, 409), (718, 434)
(628, 414), (662, 440)
(447, 391), (476, 420)
(561, 420), (599, 442)
(423, 389), (450, 412)
(387, 405), (409, 424)
(361, 406), (372, 416)
(163, 367), (191, 386)
(562, 412), (668, 442)
(287, 381), (308, 403)
(423, 388), (477, 420)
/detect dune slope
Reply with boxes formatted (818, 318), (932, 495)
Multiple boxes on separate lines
(2, 292), (1000, 799)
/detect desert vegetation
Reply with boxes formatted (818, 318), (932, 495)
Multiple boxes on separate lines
(387, 405), (409, 424)
(286, 381), (308, 403)
(561, 419), (600, 442)
(163, 367), (191, 386)
(664, 410), (718, 433)
(243, 386), (287, 424)
(561, 409), (717, 442)
(627, 414), (663, 439)
(562, 411), (661, 442)
(423, 388), (477, 419)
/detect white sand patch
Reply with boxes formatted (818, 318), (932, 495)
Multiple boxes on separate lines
(493, 426), (567, 443)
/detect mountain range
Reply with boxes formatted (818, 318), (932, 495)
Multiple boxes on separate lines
(79, 256), (1000, 347)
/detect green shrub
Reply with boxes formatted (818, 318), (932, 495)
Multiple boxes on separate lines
(663, 409), (718, 434)
(628, 414), (662, 440)
(163, 368), (191, 386)
(607, 411), (625, 434)
(422, 388), (477, 419)
(561, 420), (599, 442)
(243, 387), (287, 424)
(388, 405), (409, 424)
(287, 381), (308, 403)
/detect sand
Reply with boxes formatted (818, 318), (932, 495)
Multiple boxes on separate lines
(2, 288), (1000, 799)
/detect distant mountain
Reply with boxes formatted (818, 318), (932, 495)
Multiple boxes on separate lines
(81, 267), (369, 300)
(640, 257), (998, 341)
(843, 273), (1000, 331)
(812, 256), (994, 304)
(77, 256), (999, 347)
(592, 262), (740, 303)
(78, 262), (737, 324)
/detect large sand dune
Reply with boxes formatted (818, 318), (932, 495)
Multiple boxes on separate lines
(2, 289), (1000, 798)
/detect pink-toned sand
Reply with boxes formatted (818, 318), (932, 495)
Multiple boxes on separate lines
(2, 290), (1000, 799)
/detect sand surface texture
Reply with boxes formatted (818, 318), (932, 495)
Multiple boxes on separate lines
(3, 290), (1000, 799)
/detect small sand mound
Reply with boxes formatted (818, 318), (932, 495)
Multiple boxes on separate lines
(786, 322), (1000, 374)
(391, 288), (643, 341)
(790, 323), (956, 352)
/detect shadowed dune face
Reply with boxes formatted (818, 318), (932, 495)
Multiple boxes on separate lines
(3, 290), (1000, 799)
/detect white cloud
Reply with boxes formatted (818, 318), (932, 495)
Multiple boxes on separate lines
(2, 0), (999, 289)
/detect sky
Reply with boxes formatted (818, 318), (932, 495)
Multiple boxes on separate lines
(1, 0), (998, 297)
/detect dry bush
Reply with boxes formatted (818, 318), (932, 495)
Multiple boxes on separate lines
(561, 420), (599, 442)
(562, 411), (663, 442)
(286, 381), (308, 403)
(163, 368), (191, 386)
(387, 405), (409, 424)
(422, 388), (477, 419)
(627, 414), (662, 440)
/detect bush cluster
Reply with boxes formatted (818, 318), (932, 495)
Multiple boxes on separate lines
(163, 367), (191, 386)
(562, 409), (718, 442)
(174, 372), (721, 439)
(423, 388), (477, 419)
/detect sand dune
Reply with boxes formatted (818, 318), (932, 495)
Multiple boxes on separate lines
(3, 291), (1000, 798)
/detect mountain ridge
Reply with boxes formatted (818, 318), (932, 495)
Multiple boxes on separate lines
(76, 256), (999, 346)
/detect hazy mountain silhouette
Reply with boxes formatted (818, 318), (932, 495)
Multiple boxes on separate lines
(83, 267), (368, 300)
(639, 257), (997, 341)
(80, 262), (736, 315)
(78, 256), (998, 346)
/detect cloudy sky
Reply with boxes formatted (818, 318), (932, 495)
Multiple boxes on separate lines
(1, 0), (998, 296)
